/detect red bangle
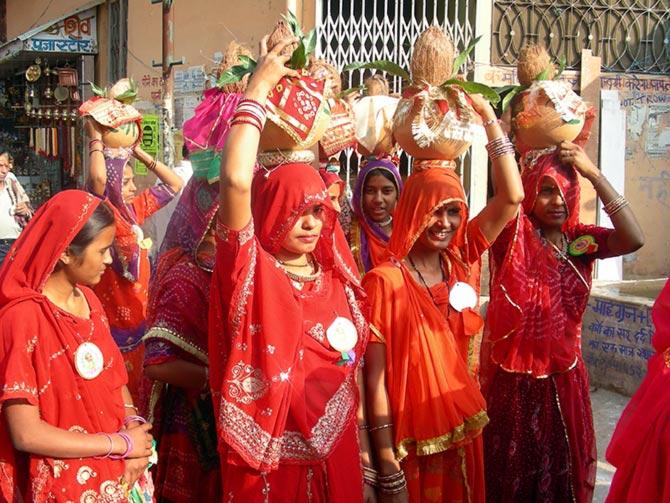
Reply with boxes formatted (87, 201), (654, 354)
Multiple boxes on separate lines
(231, 118), (262, 133)
(88, 139), (103, 147)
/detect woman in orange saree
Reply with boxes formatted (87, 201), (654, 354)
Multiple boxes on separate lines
(363, 95), (524, 503)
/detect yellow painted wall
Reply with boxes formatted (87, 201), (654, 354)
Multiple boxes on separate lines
(126, 0), (300, 103)
(5, 0), (94, 39)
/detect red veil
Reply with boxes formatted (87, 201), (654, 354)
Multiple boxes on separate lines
(484, 109), (609, 377)
(0, 191), (128, 501)
(606, 278), (670, 502)
(209, 163), (366, 472)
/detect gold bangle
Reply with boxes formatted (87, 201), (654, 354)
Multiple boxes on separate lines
(368, 423), (393, 433)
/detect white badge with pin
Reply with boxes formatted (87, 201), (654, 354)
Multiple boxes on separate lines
(449, 281), (478, 312)
(326, 317), (358, 352)
(74, 342), (104, 379)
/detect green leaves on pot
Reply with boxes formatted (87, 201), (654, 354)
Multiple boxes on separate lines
(441, 78), (500, 105)
(337, 85), (366, 99)
(535, 55), (567, 81)
(282, 11), (317, 70)
(451, 35), (482, 79)
(114, 78), (138, 104)
(290, 28), (317, 69)
(89, 82), (107, 98)
(342, 60), (411, 81)
(216, 55), (257, 88)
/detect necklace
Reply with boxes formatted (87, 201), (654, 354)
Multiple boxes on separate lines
(284, 266), (322, 283)
(407, 254), (443, 306)
(377, 215), (392, 227)
(277, 258), (310, 267)
(541, 230), (569, 260)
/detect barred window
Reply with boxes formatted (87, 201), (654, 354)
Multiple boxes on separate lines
(492, 0), (670, 74)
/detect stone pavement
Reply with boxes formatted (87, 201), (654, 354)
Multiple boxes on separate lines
(591, 387), (630, 503)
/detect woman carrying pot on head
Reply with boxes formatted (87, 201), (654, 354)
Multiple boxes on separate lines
(208, 35), (372, 501)
(363, 93), (525, 502)
(0, 190), (154, 502)
(83, 80), (184, 398)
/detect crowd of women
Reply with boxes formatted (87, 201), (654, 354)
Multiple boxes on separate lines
(0, 20), (667, 503)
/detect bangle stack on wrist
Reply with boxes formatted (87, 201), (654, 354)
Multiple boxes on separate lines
(109, 432), (134, 460)
(378, 469), (407, 495)
(231, 98), (267, 133)
(485, 136), (515, 161)
(362, 466), (379, 487)
(603, 195), (629, 216)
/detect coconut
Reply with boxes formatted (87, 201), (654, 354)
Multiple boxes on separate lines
(364, 75), (389, 96)
(308, 58), (341, 97)
(410, 26), (454, 86)
(517, 44), (556, 87)
(216, 41), (253, 93)
(267, 20), (299, 56)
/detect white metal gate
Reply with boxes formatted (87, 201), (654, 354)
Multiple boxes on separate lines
(315, 0), (479, 189)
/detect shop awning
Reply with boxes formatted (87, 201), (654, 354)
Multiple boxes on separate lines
(0, 0), (104, 66)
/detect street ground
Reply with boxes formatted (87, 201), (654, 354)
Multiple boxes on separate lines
(591, 387), (630, 503)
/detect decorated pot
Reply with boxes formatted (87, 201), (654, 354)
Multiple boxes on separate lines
(259, 74), (331, 152)
(512, 80), (587, 149)
(393, 85), (483, 160)
(319, 98), (356, 158)
(101, 121), (141, 149)
(352, 95), (399, 157)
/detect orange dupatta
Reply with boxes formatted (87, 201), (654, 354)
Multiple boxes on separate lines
(362, 168), (489, 459)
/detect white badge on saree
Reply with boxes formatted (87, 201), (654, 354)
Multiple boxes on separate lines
(74, 342), (104, 379)
(449, 282), (478, 312)
(326, 317), (358, 352)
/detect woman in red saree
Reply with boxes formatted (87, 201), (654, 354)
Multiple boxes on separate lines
(142, 178), (221, 502)
(605, 277), (670, 502)
(483, 137), (644, 502)
(208, 38), (371, 502)
(349, 158), (403, 274)
(363, 95), (524, 502)
(0, 190), (154, 502)
(86, 123), (183, 398)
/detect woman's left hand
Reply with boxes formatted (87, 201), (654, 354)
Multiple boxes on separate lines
(364, 483), (378, 503)
(122, 456), (149, 488)
(557, 141), (600, 180)
(468, 93), (496, 122)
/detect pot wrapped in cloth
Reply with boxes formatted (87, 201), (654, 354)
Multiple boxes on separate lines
(510, 44), (589, 149)
(79, 78), (142, 149)
(511, 79), (588, 149)
(391, 26), (483, 161)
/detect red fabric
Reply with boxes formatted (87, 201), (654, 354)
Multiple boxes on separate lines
(485, 153), (614, 377)
(484, 360), (596, 503)
(363, 168), (490, 502)
(483, 110), (604, 503)
(94, 189), (169, 397)
(265, 76), (327, 144)
(318, 169), (360, 279)
(606, 277), (670, 503)
(0, 190), (129, 502)
(208, 163), (366, 474)
(219, 420), (363, 502)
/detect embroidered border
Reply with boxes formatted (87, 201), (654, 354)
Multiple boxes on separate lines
(219, 373), (356, 467)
